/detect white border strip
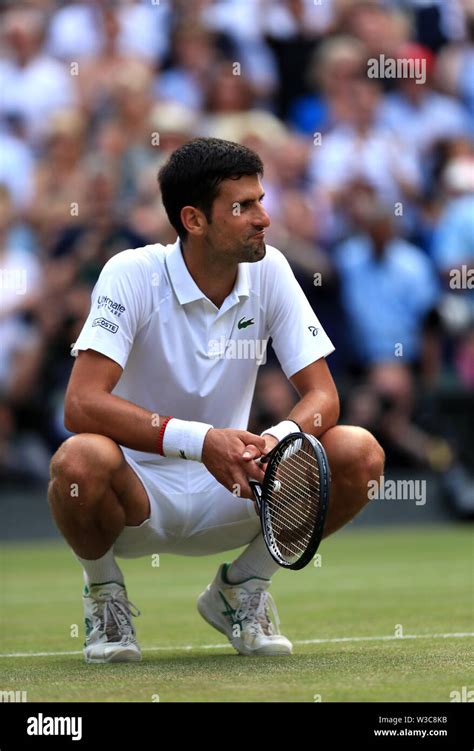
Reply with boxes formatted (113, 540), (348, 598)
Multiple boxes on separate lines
(1, 632), (472, 658)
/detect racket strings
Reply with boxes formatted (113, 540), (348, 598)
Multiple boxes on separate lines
(272, 459), (321, 494)
(273, 450), (321, 516)
(266, 439), (323, 561)
(267, 470), (316, 531)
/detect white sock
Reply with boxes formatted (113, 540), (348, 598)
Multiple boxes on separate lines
(226, 534), (280, 583)
(76, 549), (124, 587)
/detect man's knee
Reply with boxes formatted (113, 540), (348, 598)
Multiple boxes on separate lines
(347, 427), (385, 487)
(49, 434), (124, 493)
(324, 425), (385, 488)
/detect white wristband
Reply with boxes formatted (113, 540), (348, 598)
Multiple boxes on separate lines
(261, 420), (301, 444)
(162, 418), (214, 462)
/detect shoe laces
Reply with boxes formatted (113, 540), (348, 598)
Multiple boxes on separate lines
(235, 588), (280, 637)
(92, 590), (140, 642)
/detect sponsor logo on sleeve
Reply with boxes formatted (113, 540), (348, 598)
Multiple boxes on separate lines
(97, 295), (126, 317)
(92, 317), (119, 334)
(308, 326), (319, 336)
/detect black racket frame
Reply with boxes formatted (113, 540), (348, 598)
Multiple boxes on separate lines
(249, 432), (331, 570)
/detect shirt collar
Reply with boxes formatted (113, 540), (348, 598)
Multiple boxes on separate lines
(165, 239), (250, 306)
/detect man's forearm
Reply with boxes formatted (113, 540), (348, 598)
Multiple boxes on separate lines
(288, 388), (340, 438)
(64, 391), (164, 453)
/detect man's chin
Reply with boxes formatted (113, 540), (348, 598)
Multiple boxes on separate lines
(243, 241), (266, 263)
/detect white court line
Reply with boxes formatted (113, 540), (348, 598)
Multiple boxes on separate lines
(1, 632), (473, 658)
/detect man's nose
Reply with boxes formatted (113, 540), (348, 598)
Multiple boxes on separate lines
(254, 207), (270, 228)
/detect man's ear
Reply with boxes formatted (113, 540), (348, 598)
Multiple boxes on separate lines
(181, 206), (207, 237)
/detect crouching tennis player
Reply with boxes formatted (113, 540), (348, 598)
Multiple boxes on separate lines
(48, 138), (384, 662)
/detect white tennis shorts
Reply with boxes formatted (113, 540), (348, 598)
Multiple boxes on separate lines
(113, 453), (261, 559)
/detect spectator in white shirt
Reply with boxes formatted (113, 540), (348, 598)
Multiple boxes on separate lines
(46, 0), (170, 64)
(380, 43), (470, 157)
(0, 9), (77, 144)
(0, 131), (34, 209)
(309, 78), (421, 231)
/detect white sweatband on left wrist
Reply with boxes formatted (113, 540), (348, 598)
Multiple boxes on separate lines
(162, 418), (214, 462)
(261, 420), (301, 443)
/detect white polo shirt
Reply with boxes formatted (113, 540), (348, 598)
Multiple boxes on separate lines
(72, 239), (334, 465)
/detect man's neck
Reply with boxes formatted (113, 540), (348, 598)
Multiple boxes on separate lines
(181, 241), (237, 309)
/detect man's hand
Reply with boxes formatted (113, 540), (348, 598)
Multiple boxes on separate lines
(202, 428), (267, 499)
(242, 433), (278, 513)
(243, 433), (278, 468)
(261, 434), (279, 458)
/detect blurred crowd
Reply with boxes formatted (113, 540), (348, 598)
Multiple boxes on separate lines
(0, 0), (473, 514)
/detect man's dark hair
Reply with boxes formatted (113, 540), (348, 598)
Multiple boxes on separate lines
(158, 137), (264, 240)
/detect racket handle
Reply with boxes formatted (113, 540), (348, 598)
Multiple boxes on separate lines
(248, 479), (262, 512)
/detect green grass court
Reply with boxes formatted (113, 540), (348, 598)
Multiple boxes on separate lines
(1, 525), (472, 702)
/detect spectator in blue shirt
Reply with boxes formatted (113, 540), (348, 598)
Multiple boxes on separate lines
(335, 201), (440, 365)
(431, 192), (474, 279)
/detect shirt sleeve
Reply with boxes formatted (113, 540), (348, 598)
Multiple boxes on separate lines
(432, 201), (474, 271)
(264, 247), (335, 378)
(71, 251), (149, 368)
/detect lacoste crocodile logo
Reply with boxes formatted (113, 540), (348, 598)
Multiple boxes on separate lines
(238, 316), (255, 330)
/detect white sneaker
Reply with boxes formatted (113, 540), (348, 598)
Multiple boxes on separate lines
(197, 564), (293, 656)
(83, 581), (142, 664)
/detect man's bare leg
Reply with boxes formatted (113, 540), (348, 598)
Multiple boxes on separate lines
(48, 433), (150, 663)
(320, 425), (385, 538)
(48, 433), (149, 560)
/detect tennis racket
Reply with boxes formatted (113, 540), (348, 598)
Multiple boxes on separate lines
(248, 432), (330, 570)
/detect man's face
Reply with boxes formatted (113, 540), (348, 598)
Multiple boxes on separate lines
(202, 174), (270, 264)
